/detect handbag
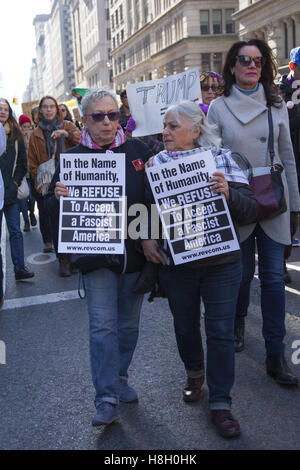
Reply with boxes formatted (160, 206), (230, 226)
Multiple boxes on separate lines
(249, 107), (287, 221)
(13, 141), (29, 200)
(231, 108), (287, 221)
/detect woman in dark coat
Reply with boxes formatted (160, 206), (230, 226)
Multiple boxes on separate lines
(0, 98), (34, 280)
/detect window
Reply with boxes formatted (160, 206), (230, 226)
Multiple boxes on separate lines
(121, 29), (124, 42)
(213, 10), (222, 34)
(120, 5), (123, 22)
(284, 22), (288, 58)
(292, 19), (296, 48)
(225, 9), (235, 34)
(165, 23), (172, 47)
(213, 52), (222, 74)
(201, 53), (210, 71)
(156, 29), (163, 51)
(111, 14), (114, 30)
(200, 10), (209, 35)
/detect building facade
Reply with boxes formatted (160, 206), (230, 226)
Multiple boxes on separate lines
(234, 0), (300, 74)
(33, 14), (54, 98)
(111, 0), (238, 91)
(68, 0), (113, 89)
(50, 0), (75, 101)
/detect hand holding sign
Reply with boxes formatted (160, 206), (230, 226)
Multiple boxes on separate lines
(126, 68), (201, 137)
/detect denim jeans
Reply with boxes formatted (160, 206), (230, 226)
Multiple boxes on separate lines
(0, 204), (24, 271)
(35, 194), (52, 244)
(83, 268), (144, 408)
(235, 225), (286, 356)
(159, 261), (242, 410)
(18, 199), (29, 224)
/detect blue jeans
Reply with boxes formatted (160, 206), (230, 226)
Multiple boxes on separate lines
(0, 204), (24, 271)
(83, 268), (144, 408)
(18, 199), (29, 224)
(159, 261), (242, 410)
(236, 225), (286, 356)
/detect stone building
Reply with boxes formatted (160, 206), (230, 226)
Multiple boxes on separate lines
(50, 0), (75, 101)
(111, 0), (238, 91)
(68, 0), (112, 89)
(234, 0), (300, 74)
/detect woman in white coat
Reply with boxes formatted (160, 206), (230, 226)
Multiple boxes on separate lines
(208, 39), (300, 386)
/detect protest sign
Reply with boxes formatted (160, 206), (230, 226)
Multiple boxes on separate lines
(58, 153), (126, 254)
(127, 68), (201, 137)
(146, 150), (240, 265)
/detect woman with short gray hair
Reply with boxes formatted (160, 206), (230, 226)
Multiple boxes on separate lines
(142, 100), (259, 438)
(48, 88), (153, 427)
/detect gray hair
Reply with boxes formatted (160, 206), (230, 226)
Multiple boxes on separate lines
(81, 88), (119, 115)
(164, 100), (221, 150)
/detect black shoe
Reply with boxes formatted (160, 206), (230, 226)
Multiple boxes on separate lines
(234, 324), (245, 352)
(266, 354), (299, 386)
(23, 221), (30, 232)
(15, 266), (35, 281)
(30, 212), (37, 227)
(183, 376), (204, 402)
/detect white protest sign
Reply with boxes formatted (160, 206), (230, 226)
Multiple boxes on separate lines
(127, 68), (201, 137)
(146, 150), (240, 265)
(58, 153), (126, 254)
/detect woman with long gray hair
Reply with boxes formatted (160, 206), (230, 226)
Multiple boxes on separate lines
(142, 100), (259, 438)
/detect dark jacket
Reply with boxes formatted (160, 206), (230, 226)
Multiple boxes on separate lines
(279, 75), (300, 188)
(145, 178), (259, 270)
(47, 138), (153, 274)
(0, 136), (27, 206)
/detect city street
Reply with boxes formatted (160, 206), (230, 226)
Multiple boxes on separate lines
(0, 217), (299, 451)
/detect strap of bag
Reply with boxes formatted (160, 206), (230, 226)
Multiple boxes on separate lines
(267, 106), (275, 167)
(12, 140), (18, 178)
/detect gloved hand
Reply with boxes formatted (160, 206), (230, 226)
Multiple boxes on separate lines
(126, 117), (136, 133)
(290, 212), (299, 237)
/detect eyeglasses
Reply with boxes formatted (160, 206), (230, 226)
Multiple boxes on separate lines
(236, 55), (266, 68)
(85, 112), (120, 122)
(201, 85), (220, 92)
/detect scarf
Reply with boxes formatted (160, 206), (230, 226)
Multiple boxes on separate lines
(80, 124), (126, 150)
(153, 146), (249, 184)
(38, 115), (66, 159)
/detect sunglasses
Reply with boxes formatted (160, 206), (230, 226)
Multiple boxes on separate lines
(236, 55), (266, 68)
(201, 85), (220, 92)
(86, 112), (120, 122)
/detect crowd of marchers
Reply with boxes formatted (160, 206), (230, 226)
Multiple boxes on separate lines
(0, 40), (299, 440)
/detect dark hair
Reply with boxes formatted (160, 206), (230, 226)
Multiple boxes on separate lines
(0, 98), (24, 143)
(223, 39), (282, 106)
(120, 89), (127, 98)
(31, 106), (39, 125)
(38, 96), (63, 121)
(59, 103), (73, 122)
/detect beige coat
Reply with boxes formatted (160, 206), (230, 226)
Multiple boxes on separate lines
(208, 84), (300, 245)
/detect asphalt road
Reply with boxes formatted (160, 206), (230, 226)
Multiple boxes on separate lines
(0, 217), (299, 451)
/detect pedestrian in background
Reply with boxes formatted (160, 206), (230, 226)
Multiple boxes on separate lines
(119, 89), (131, 132)
(28, 95), (81, 276)
(199, 71), (224, 115)
(0, 123), (6, 307)
(0, 98), (34, 281)
(18, 114), (37, 232)
(279, 46), (300, 252)
(208, 39), (300, 386)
